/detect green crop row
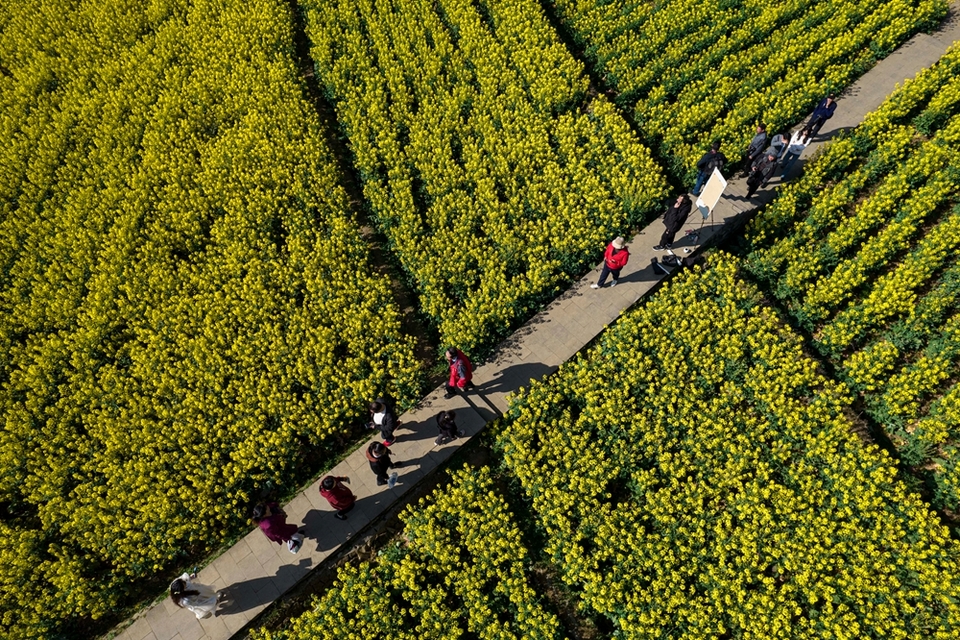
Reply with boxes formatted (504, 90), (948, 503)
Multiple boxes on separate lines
(300, 0), (668, 353)
(745, 46), (960, 510)
(547, 0), (946, 181)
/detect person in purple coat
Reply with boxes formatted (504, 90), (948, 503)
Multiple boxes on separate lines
(252, 502), (304, 553)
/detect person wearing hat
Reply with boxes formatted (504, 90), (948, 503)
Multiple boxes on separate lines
(591, 237), (630, 288)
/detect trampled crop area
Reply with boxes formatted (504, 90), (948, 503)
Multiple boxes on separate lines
(548, 0), (946, 180)
(0, 0), (417, 636)
(301, 0), (668, 352)
(745, 46), (960, 512)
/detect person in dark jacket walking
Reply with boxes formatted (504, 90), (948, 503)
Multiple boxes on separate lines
(252, 502), (304, 554)
(435, 410), (462, 445)
(692, 141), (727, 196)
(591, 237), (630, 289)
(742, 123), (768, 176)
(319, 475), (356, 520)
(368, 398), (399, 445)
(444, 348), (474, 398)
(807, 94), (837, 136)
(653, 194), (693, 251)
(366, 441), (400, 487)
(746, 152), (778, 198)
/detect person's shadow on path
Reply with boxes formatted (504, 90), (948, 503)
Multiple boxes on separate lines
(476, 362), (555, 397)
(217, 558), (313, 616)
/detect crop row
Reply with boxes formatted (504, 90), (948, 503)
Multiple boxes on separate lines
(0, 0), (419, 637)
(547, 0), (947, 181)
(496, 255), (960, 638)
(254, 467), (563, 640)
(744, 46), (960, 510)
(300, 0), (668, 353)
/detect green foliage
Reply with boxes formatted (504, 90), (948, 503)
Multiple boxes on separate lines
(300, 0), (669, 353)
(497, 255), (960, 638)
(744, 46), (960, 510)
(548, 0), (947, 183)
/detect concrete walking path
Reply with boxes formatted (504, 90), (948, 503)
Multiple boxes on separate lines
(114, 10), (960, 640)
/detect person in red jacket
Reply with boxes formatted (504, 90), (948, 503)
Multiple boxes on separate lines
(444, 348), (474, 398)
(591, 237), (629, 289)
(319, 475), (356, 520)
(252, 502), (303, 554)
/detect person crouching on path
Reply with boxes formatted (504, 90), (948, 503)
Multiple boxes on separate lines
(444, 347), (474, 398)
(435, 410), (462, 445)
(591, 236), (629, 289)
(746, 152), (778, 199)
(368, 397), (399, 446)
(366, 441), (401, 487)
(170, 572), (221, 619)
(252, 502), (304, 554)
(653, 194), (692, 251)
(319, 475), (356, 520)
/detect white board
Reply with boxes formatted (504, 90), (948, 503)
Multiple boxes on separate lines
(696, 168), (727, 218)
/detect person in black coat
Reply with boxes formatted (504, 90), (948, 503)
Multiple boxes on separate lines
(692, 141), (727, 196)
(653, 194), (693, 251)
(366, 441), (401, 486)
(807, 94), (837, 137)
(746, 152), (778, 198)
(741, 123), (767, 176)
(368, 397), (399, 446)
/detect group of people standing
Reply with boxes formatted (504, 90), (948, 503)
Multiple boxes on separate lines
(170, 348), (475, 618)
(590, 93), (838, 286)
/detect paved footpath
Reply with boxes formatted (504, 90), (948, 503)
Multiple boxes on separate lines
(115, 10), (960, 640)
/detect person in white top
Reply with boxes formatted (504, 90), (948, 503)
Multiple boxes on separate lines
(170, 572), (222, 619)
(780, 127), (813, 178)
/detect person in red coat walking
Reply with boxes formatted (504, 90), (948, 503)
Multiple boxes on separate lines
(252, 502), (303, 554)
(591, 237), (629, 289)
(319, 476), (356, 520)
(444, 348), (474, 398)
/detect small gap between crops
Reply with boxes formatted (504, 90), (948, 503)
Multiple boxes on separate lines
(284, 0), (442, 381)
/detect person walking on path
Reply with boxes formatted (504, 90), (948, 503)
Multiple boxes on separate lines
(252, 502), (304, 554)
(170, 572), (221, 619)
(807, 94), (837, 137)
(591, 237), (630, 289)
(692, 141), (727, 196)
(444, 348), (474, 398)
(763, 131), (790, 160)
(368, 398), (399, 446)
(780, 127), (813, 178)
(746, 152), (779, 199)
(319, 475), (356, 520)
(653, 194), (693, 251)
(741, 123), (768, 176)
(435, 410), (463, 445)
(366, 441), (401, 487)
